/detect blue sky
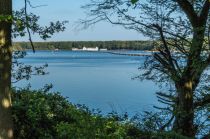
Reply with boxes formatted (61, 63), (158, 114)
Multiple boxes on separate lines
(13, 0), (145, 41)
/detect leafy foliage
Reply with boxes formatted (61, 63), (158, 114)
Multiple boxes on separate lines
(11, 88), (139, 138)
(12, 51), (48, 84)
(11, 88), (191, 139)
(12, 8), (68, 40)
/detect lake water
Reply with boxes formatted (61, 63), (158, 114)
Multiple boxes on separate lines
(15, 50), (160, 115)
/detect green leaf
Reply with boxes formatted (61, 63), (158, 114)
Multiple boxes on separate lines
(131, 0), (139, 4)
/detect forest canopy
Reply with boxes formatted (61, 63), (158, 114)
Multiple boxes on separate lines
(13, 41), (154, 51)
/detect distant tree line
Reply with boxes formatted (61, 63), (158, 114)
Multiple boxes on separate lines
(13, 41), (154, 51)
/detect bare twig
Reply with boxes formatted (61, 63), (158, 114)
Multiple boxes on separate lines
(27, 0), (47, 9)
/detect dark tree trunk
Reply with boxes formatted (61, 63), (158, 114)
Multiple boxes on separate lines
(0, 0), (13, 138)
(174, 80), (195, 137)
(173, 24), (206, 137)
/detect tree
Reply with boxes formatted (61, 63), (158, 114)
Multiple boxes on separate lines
(0, 0), (67, 138)
(0, 0), (13, 138)
(80, 0), (210, 137)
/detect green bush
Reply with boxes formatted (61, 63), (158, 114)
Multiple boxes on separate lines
(11, 88), (192, 139)
(12, 89), (143, 139)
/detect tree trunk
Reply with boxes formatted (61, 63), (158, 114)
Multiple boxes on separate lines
(0, 0), (13, 139)
(172, 19), (206, 137)
(174, 80), (195, 137)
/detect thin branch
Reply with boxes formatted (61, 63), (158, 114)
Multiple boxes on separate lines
(166, 40), (188, 56)
(158, 99), (174, 106)
(156, 92), (175, 99)
(199, 0), (210, 25)
(160, 115), (175, 131)
(115, 6), (192, 44)
(194, 94), (210, 108)
(27, 0), (47, 9)
(24, 0), (35, 53)
(154, 24), (179, 77)
(153, 106), (172, 111)
(176, 0), (198, 27)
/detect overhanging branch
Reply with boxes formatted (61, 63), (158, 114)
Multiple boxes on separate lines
(199, 0), (210, 25)
(176, 0), (198, 27)
(24, 0), (35, 53)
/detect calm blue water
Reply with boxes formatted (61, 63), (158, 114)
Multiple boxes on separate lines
(15, 50), (159, 115)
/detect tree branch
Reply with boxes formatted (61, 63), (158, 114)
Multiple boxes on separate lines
(194, 94), (210, 108)
(84, 5), (192, 44)
(27, 0), (47, 8)
(24, 0), (37, 53)
(176, 0), (198, 27)
(153, 24), (180, 76)
(199, 0), (210, 25)
(160, 115), (175, 131)
(115, 6), (192, 44)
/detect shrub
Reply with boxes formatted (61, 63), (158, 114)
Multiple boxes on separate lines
(11, 88), (192, 139)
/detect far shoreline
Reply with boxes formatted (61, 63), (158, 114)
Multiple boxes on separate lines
(13, 40), (154, 51)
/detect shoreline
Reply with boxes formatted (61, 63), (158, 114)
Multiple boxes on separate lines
(15, 49), (155, 57)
